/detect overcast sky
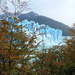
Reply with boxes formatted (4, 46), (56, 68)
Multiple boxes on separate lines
(0, 0), (75, 27)
(30, 0), (75, 27)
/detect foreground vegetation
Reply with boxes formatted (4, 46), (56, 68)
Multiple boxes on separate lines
(0, 0), (75, 75)
(0, 17), (75, 75)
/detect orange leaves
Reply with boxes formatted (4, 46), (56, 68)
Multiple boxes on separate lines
(0, 50), (8, 53)
(10, 56), (23, 60)
(0, 17), (40, 74)
(10, 50), (18, 53)
(54, 62), (64, 68)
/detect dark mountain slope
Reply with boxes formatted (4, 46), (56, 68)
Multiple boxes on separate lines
(18, 11), (70, 36)
(0, 11), (70, 36)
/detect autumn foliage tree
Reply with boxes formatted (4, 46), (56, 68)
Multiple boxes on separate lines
(31, 46), (65, 75)
(0, 17), (38, 75)
(1, 0), (75, 75)
(0, 0), (30, 17)
(0, 0), (38, 75)
(62, 24), (75, 75)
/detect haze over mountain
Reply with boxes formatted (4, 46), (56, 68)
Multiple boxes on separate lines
(0, 11), (70, 36)
(18, 11), (70, 36)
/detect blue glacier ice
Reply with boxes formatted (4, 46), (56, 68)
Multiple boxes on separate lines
(20, 19), (62, 49)
(5, 18), (62, 49)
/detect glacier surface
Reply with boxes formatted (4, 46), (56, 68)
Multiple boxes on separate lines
(20, 19), (62, 49)
(6, 18), (62, 49)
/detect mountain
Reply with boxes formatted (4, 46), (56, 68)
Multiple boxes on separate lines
(0, 11), (70, 36)
(18, 11), (70, 36)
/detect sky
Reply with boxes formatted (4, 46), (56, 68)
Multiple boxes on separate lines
(0, 0), (75, 27)
(30, 0), (75, 27)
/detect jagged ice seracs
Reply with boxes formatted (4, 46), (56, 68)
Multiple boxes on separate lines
(6, 18), (62, 49)
(20, 19), (62, 49)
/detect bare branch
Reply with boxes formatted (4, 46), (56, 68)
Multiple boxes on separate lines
(0, 0), (31, 17)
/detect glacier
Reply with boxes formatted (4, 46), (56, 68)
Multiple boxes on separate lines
(20, 19), (62, 49)
(5, 18), (62, 49)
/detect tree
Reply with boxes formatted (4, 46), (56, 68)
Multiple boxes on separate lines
(32, 46), (65, 75)
(63, 24), (75, 75)
(0, 17), (39, 75)
(0, 0), (30, 17)
(0, 0), (40, 74)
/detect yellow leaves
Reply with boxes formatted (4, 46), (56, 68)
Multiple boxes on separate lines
(10, 50), (18, 53)
(5, 45), (10, 49)
(0, 17), (39, 74)
(10, 56), (23, 60)
(0, 49), (23, 61)
(0, 36), (7, 42)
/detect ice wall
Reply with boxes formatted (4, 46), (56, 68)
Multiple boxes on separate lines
(5, 18), (62, 49)
(21, 19), (62, 49)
